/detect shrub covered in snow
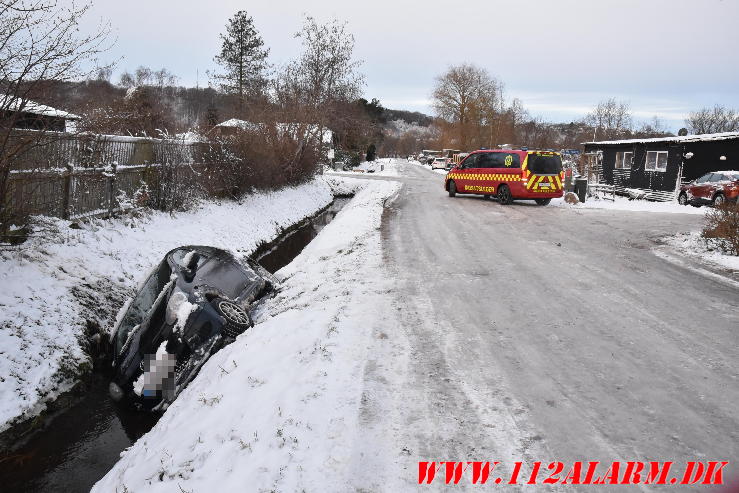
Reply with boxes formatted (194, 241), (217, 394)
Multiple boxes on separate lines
(702, 202), (739, 256)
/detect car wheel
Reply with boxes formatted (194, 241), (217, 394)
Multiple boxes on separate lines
(713, 193), (725, 207)
(497, 184), (513, 205)
(678, 193), (688, 206)
(215, 299), (252, 338)
(535, 198), (551, 206)
(448, 180), (457, 197)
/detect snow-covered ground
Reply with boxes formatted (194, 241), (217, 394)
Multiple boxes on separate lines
(92, 178), (401, 492)
(551, 195), (708, 214)
(326, 158), (400, 177)
(409, 159), (449, 175)
(0, 178), (343, 434)
(663, 231), (739, 272)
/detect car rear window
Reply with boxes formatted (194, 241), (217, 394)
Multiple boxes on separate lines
(527, 153), (563, 175)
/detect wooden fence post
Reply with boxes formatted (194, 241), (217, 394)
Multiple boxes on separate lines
(62, 164), (73, 220)
(107, 163), (117, 217)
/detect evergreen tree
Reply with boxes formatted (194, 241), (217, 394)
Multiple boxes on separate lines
(366, 143), (377, 162)
(212, 11), (269, 106)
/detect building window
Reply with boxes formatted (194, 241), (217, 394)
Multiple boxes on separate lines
(615, 151), (633, 169)
(645, 151), (668, 172)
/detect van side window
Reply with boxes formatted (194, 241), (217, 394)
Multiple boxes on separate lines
(477, 153), (496, 168)
(487, 152), (521, 168)
(461, 154), (478, 168)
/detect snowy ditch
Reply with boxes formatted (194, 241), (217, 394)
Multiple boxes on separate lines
(0, 176), (370, 491)
(91, 177), (401, 492)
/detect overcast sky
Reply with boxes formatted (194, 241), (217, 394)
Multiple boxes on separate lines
(80, 0), (739, 131)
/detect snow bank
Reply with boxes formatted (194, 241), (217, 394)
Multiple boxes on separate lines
(321, 175), (369, 196)
(326, 158), (400, 177)
(0, 178), (337, 434)
(551, 195), (708, 214)
(93, 179), (401, 492)
(663, 232), (739, 272)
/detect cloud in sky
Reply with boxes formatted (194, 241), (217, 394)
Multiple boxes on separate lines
(80, 0), (739, 131)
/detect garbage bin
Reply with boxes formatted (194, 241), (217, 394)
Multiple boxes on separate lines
(575, 178), (588, 203)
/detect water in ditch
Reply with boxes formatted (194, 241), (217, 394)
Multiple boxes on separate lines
(0, 197), (349, 493)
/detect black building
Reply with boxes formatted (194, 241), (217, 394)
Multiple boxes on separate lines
(583, 132), (739, 201)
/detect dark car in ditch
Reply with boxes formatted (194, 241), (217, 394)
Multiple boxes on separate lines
(108, 246), (275, 410)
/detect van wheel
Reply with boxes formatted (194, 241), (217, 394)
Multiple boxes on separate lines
(497, 184), (512, 205)
(535, 198), (551, 206)
(448, 180), (457, 197)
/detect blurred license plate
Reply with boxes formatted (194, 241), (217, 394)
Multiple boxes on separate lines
(538, 183), (551, 189)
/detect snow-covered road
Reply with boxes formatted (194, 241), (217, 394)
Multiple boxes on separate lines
(372, 162), (739, 490)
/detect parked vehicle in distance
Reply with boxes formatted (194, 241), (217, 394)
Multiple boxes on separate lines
(678, 171), (739, 206)
(452, 152), (469, 167)
(431, 157), (448, 169)
(421, 149), (442, 165)
(109, 246), (275, 410)
(445, 149), (564, 205)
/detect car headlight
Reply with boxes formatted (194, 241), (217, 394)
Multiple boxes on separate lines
(165, 289), (188, 326)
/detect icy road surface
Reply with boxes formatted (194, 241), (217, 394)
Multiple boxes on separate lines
(363, 161), (738, 488)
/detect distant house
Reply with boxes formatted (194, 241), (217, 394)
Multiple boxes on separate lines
(209, 119), (334, 159)
(1, 98), (80, 132)
(583, 132), (739, 201)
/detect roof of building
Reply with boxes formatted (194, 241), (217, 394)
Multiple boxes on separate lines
(1, 96), (80, 120)
(584, 131), (739, 146)
(213, 119), (333, 143)
(214, 118), (262, 131)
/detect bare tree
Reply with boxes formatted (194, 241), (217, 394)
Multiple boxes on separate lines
(292, 16), (363, 106)
(95, 65), (113, 82)
(584, 98), (632, 141)
(685, 105), (739, 134)
(636, 116), (672, 138)
(134, 65), (152, 86)
(274, 16), (364, 161)
(0, 0), (111, 231)
(153, 68), (177, 89)
(119, 70), (135, 88)
(431, 63), (502, 149)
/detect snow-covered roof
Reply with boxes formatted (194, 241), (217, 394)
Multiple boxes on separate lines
(585, 131), (739, 146)
(214, 120), (332, 143)
(1, 96), (80, 120)
(215, 118), (262, 131)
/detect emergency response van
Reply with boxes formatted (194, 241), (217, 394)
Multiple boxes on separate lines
(444, 149), (564, 205)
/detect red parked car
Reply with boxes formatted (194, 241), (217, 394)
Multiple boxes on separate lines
(678, 171), (739, 207)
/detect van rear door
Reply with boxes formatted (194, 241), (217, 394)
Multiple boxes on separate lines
(524, 152), (563, 192)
